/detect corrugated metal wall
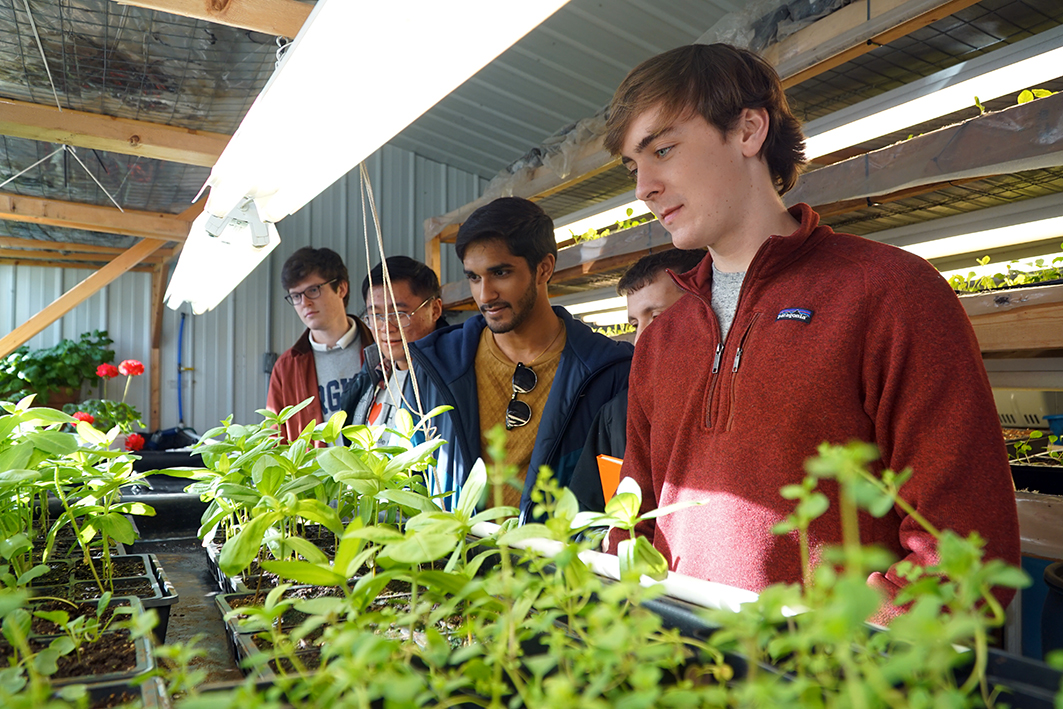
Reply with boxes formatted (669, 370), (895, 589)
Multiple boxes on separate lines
(1, 144), (486, 436)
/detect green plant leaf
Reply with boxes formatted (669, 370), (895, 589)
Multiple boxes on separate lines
(219, 511), (281, 576)
(497, 523), (552, 546)
(260, 560), (345, 586)
(26, 430), (78, 455)
(278, 536), (329, 565)
(383, 438), (445, 478)
(97, 512), (137, 545)
(381, 532), (458, 564)
(294, 499), (343, 534)
(377, 489), (441, 513)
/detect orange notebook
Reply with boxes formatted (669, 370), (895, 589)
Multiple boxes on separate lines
(596, 454), (623, 504)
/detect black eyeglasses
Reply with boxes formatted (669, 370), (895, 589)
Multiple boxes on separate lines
(505, 362), (537, 430)
(284, 278), (339, 305)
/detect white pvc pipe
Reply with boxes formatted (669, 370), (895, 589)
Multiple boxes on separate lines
(470, 522), (758, 613)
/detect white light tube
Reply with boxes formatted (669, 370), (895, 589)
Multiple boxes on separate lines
(803, 25), (1063, 160)
(582, 309), (629, 327)
(164, 210), (280, 314)
(869, 192), (1063, 261)
(203, 0), (570, 225)
(903, 217), (1063, 261)
(564, 295), (627, 315)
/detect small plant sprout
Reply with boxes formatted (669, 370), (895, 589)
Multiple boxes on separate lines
(572, 476), (701, 581)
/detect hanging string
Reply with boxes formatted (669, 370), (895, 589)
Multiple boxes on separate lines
(64, 146), (125, 212)
(0, 145), (64, 190)
(22, 0), (62, 112)
(358, 162), (427, 432)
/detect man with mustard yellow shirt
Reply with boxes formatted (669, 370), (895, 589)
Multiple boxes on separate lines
(407, 197), (632, 518)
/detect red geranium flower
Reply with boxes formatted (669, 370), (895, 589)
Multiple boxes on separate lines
(72, 411), (94, 424)
(119, 359), (145, 376)
(97, 363), (120, 379)
(125, 433), (145, 452)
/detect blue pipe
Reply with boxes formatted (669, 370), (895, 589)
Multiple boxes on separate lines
(177, 312), (186, 425)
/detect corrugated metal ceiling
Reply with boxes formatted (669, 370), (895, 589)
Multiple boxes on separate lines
(389, 0), (744, 179)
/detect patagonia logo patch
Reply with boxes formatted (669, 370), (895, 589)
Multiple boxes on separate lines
(776, 308), (813, 324)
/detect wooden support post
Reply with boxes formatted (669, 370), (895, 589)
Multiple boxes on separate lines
(0, 239), (165, 358)
(149, 262), (167, 431)
(426, 234), (442, 278)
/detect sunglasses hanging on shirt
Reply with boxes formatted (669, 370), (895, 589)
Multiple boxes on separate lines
(506, 362), (537, 430)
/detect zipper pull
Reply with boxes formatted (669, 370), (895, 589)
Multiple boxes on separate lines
(733, 347), (743, 373)
(711, 343), (723, 374)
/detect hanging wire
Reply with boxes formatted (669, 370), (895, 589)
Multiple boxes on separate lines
(275, 37), (291, 69)
(0, 145), (64, 190)
(357, 162), (436, 473)
(22, 0), (63, 112)
(63, 146), (125, 212)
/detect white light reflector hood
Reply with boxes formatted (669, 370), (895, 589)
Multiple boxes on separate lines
(165, 210), (280, 314)
(203, 0), (570, 224)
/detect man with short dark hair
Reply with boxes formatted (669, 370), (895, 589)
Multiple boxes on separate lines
(340, 256), (447, 432)
(268, 247), (373, 441)
(408, 197), (632, 517)
(568, 248), (705, 512)
(605, 43), (1019, 622)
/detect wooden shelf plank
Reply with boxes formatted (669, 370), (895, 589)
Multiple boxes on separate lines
(787, 91), (1063, 210)
(961, 283), (1063, 354)
(112, 0), (312, 38)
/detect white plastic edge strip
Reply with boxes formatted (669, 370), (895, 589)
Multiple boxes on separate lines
(469, 521), (758, 613)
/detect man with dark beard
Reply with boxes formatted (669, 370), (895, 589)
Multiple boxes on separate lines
(407, 197), (633, 518)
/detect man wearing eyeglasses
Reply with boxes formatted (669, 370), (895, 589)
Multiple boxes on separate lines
(407, 197), (633, 519)
(267, 247), (374, 442)
(339, 256), (447, 433)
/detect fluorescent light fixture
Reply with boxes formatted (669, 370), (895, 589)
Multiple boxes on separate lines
(564, 295), (626, 316)
(803, 24), (1063, 160)
(582, 309), (629, 327)
(868, 192), (1063, 261)
(904, 217), (1063, 261)
(164, 210), (280, 314)
(938, 250), (1063, 282)
(203, 0), (570, 226)
(553, 190), (651, 243)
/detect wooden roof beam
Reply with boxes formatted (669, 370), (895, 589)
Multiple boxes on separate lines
(0, 192), (191, 242)
(111, 0), (312, 38)
(0, 239), (166, 358)
(0, 258), (153, 273)
(0, 235), (175, 257)
(0, 99), (229, 167)
(0, 248), (164, 264)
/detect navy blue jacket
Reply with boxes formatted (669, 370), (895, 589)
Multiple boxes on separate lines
(406, 306), (632, 520)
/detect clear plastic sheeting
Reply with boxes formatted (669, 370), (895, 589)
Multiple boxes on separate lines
(0, 135), (207, 212)
(698, 0), (851, 51)
(0, 0), (278, 133)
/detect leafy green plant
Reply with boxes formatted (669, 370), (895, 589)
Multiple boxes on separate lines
(1018, 88), (1055, 104)
(61, 398), (142, 435)
(0, 331), (114, 405)
(31, 592), (130, 664)
(947, 245), (1063, 293)
(569, 207), (653, 244)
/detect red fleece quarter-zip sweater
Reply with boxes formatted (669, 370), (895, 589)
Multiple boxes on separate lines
(610, 204), (1020, 622)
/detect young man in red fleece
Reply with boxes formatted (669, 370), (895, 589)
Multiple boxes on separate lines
(604, 43), (1020, 622)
